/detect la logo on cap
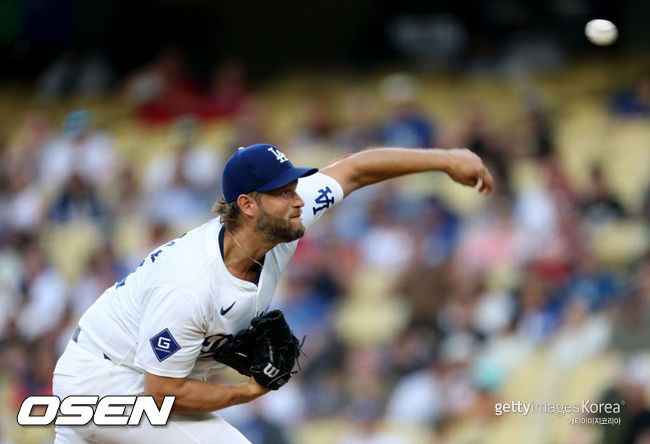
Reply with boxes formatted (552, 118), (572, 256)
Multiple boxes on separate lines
(268, 146), (288, 163)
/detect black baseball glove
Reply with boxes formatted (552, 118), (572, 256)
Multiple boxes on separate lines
(212, 310), (303, 390)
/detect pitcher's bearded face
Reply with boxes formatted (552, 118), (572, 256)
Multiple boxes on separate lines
(256, 182), (305, 243)
(256, 204), (304, 243)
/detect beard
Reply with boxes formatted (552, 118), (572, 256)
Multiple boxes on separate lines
(256, 206), (305, 243)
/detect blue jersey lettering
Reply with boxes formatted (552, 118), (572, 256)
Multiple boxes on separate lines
(312, 187), (334, 215)
(115, 232), (186, 289)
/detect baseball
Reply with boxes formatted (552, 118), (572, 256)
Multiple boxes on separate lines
(585, 19), (618, 46)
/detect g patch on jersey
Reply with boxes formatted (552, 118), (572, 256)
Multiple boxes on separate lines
(149, 329), (181, 362)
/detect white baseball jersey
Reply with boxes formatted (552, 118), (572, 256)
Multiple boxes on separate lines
(58, 172), (343, 386)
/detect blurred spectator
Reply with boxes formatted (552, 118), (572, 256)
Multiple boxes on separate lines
(279, 272), (336, 344)
(14, 243), (66, 341)
(435, 333), (481, 417)
(0, 243), (22, 337)
(387, 333), (479, 426)
(123, 47), (183, 105)
(39, 110), (119, 191)
(358, 188), (415, 272)
(48, 173), (110, 229)
(580, 163), (627, 223)
(514, 265), (561, 341)
(389, 323), (438, 376)
(123, 47), (202, 123)
(9, 340), (54, 412)
(560, 251), (619, 311)
(546, 204), (586, 282)
(200, 60), (251, 120)
(222, 395), (297, 444)
(610, 74), (650, 117)
(414, 197), (460, 267)
(619, 358), (650, 444)
(142, 117), (220, 227)
(333, 91), (381, 150)
(395, 263), (453, 323)
(7, 113), (54, 186)
(549, 298), (611, 367)
(69, 245), (126, 320)
(3, 168), (44, 235)
(142, 117), (221, 195)
(445, 103), (512, 191)
(255, 382), (307, 431)
(643, 185), (650, 227)
(472, 282), (515, 338)
(230, 95), (272, 148)
(0, 129), (8, 199)
(639, 253), (650, 304)
(386, 359), (444, 425)
(436, 274), (482, 337)
(610, 255), (650, 354)
(456, 197), (524, 273)
(127, 222), (175, 268)
(301, 364), (347, 417)
(344, 347), (387, 405)
(114, 165), (143, 217)
(473, 319), (533, 392)
(599, 355), (650, 444)
(339, 399), (406, 444)
(237, 413), (291, 444)
(498, 28), (565, 76)
(379, 74), (436, 148)
(387, 13), (468, 69)
(524, 103), (556, 160)
(610, 293), (650, 355)
(540, 157), (588, 270)
(289, 95), (340, 153)
(329, 184), (377, 242)
(0, 339), (26, 379)
(37, 51), (113, 98)
(513, 170), (561, 261)
(543, 157), (579, 227)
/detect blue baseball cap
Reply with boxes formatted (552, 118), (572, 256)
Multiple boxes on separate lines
(222, 144), (318, 203)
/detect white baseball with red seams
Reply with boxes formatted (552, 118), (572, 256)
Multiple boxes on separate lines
(585, 19), (618, 46)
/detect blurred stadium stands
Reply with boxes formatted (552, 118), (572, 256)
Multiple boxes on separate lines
(0, 21), (650, 444)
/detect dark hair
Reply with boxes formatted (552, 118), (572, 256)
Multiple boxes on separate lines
(212, 192), (261, 230)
